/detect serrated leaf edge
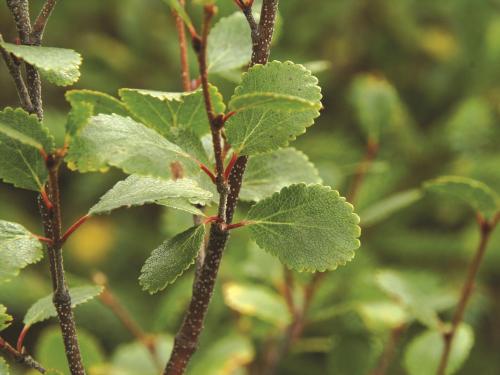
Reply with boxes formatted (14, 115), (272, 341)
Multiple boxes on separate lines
(247, 183), (361, 272)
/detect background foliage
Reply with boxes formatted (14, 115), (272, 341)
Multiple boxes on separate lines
(1, 0), (500, 374)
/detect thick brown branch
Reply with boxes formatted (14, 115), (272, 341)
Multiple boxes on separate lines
(436, 219), (497, 375)
(165, 2), (280, 374)
(0, 41), (33, 112)
(0, 336), (46, 373)
(38, 157), (85, 375)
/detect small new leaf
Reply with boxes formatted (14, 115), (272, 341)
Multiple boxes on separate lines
(23, 285), (103, 326)
(223, 282), (291, 327)
(241, 148), (321, 201)
(247, 184), (361, 272)
(404, 324), (474, 375)
(0, 41), (82, 86)
(139, 225), (205, 294)
(424, 176), (499, 220)
(66, 114), (198, 177)
(0, 220), (44, 283)
(0, 108), (53, 191)
(0, 304), (12, 331)
(89, 175), (212, 216)
(226, 61), (322, 155)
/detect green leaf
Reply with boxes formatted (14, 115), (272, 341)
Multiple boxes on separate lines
(0, 357), (9, 375)
(349, 74), (402, 142)
(139, 225), (205, 294)
(66, 114), (198, 177)
(226, 61), (322, 155)
(0, 220), (43, 283)
(89, 175), (212, 216)
(23, 285), (103, 326)
(247, 184), (361, 272)
(375, 270), (441, 329)
(188, 334), (255, 375)
(223, 282), (291, 327)
(241, 148), (322, 201)
(424, 176), (499, 220)
(65, 90), (130, 136)
(36, 327), (105, 375)
(356, 301), (409, 332)
(111, 335), (173, 375)
(119, 87), (225, 137)
(0, 41), (82, 86)
(0, 304), (12, 331)
(404, 324), (474, 375)
(0, 108), (53, 191)
(207, 12), (252, 73)
(359, 189), (423, 227)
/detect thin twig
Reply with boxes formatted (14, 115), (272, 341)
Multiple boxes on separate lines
(93, 272), (160, 369)
(347, 138), (379, 204)
(0, 336), (46, 373)
(436, 217), (498, 375)
(31, 0), (57, 44)
(370, 325), (406, 375)
(173, 0), (191, 91)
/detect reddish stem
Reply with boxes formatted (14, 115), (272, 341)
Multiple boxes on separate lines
(16, 325), (31, 353)
(223, 221), (252, 230)
(33, 234), (53, 245)
(224, 152), (239, 181)
(198, 162), (217, 184)
(61, 215), (89, 244)
(222, 111), (236, 123)
(202, 215), (222, 225)
(39, 187), (53, 210)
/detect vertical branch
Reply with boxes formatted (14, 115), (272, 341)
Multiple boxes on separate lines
(165, 2), (280, 374)
(347, 138), (379, 204)
(436, 217), (497, 375)
(38, 156), (85, 375)
(173, 0), (191, 91)
(31, 0), (57, 44)
(370, 325), (405, 375)
(0, 42), (33, 112)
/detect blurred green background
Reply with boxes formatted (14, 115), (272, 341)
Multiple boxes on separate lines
(1, 0), (500, 374)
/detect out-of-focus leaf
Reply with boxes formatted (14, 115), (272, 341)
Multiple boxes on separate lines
(0, 220), (43, 284)
(24, 285), (103, 326)
(247, 184), (361, 272)
(349, 74), (402, 142)
(359, 189), (423, 227)
(36, 327), (105, 375)
(223, 282), (291, 327)
(356, 301), (409, 331)
(404, 324), (474, 375)
(188, 334), (254, 375)
(424, 176), (499, 220)
(208, 12), (252, 74)
(375, 270), (441, 329)
(0, 358), (9, 375)
(111, 335), (173, 375)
